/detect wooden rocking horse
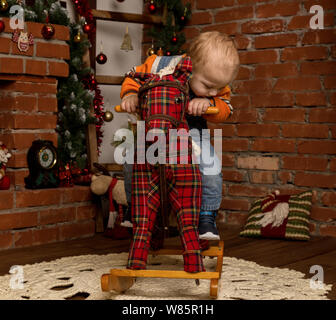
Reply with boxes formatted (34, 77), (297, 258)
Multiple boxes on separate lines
(101, 57), (224, 298)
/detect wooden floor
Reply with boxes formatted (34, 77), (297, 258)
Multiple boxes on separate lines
(0, 224), (335, 300)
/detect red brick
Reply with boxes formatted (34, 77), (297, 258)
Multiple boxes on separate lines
(0, 211), (38, 230)
(37, 95), (58, 112)
(197, 0), (235, 9)
(298, 140), (336, 154)
(215, 6), (253, 22)
(251, 92), (295, 107)
(236, 66), (251, 80)
(2, 114), (57, 129)
(278, 171), (292, 184)
(281, 46), (328, 61)
(263, 108), (305, 122)
(0, 132), (35, 149)
(221, 154), (235, 167)
(321, 192), (336, 206)
(189, 12), (212, 25)
(7, 170), (28, 187)
(330, 92), (336, 105)
(207, 124), (235, 136)
(14, 229), (33, 248)
(274, 77), (321, 91)
(202, 23), (238, 36)
(220, 198), (250, 211)
(7, 152), (27, 168)
(249, 171), (274, 184)
(225, 212), (248, 225)
(282, 124), (329, 138)
(330, 158), (336, 171)
(303, 0), (336, 11)
(233, 79), (272, 94)
(320, 225), (336, 237)
(37, 132), (58, 147)
(228, 185), (268, 197)
(256, 2), (300, 18)
(255, 62), (298, 78)
(61, 186), (93, 204)
(234, 35), (250, 50)
(0, 57), (23, 74)
(309, 108), (336, 123)
(11, 40), (34, 57)
(324, 76), (336, 89)
(294, 172), (336, 188)
(221, 139), (249, 151)
(0, 232), (13, 250)
(39, 207), (77, 225)
(222, 170), (246, 182)
(296, 92), (326, 106)
(48, 61), (69, 77)
(36, 42), (70, 60)
(237, 156), (279, 170)
(301, 61), (336, 75)
(33, 227), (59, 245)
(282, 156), (328, 171)
(76, 205), (96, 221)
(237, 124), (279, 137)
(16, 189), (62, 208)
(25, 60), (47, 76)
(1, 81), (57, 94)
(241, 19), (284, 34)
(311, 207), (336, 223)
(302, 29), (336, 45)
(59, 220), (95, 241)
(239, 50), (278, 64)
(0, 191), (13, 211)
(252, 139), (296, 153)
(0, 37), (11, 54)
(230, 96), (250, 109)
(255, 33), (298, 49)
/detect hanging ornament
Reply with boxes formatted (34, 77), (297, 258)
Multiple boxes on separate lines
(74, 30), (81, 43)
(171, 33), (178, 44)
(103, 110), (113, 122)
(146, 39), (155, 57)
(166, 50), (171, 56)
(96, 41), (107, 64)
(0, 0), (8, 12)
(148, 0), (156, 14)
(83, 22), (91, 34)
(12, 29), (34, 52)
(41, 24), (55, 40)
(157, 47), (164, 56)
(120, 25), (133, 51)
(96, 52), (107, 64)
(180, 7), (188, 24)
(41, 12), (55, 40)
(0, 20), (5, 34)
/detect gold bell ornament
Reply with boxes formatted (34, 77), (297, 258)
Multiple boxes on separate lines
(0, 0), (8, 12)
(74, 30), (81, 43)
(120, 25), (133, 52)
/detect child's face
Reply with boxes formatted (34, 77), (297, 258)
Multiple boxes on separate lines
(189, 63), (235, 97)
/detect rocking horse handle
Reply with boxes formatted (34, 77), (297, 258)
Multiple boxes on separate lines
(115, 105), (219, 115)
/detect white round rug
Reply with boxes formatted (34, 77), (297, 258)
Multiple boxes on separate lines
(0, 253), (332, 300)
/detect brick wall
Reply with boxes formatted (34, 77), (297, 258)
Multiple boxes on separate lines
(163, 0), (336, 236)
(0, 18), (96, 250)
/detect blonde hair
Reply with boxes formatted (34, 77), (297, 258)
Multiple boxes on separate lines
(188, 31), (240, 80)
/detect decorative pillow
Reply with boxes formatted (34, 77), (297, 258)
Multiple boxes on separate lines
(240, 190), (313, 241)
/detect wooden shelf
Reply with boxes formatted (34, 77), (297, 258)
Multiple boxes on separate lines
(100, 163), (123, 172)
(95, 75), (124, 85)
(92, 9), (162, 25)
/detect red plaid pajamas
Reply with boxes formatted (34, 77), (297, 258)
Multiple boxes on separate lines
(126, 57), (205, 273)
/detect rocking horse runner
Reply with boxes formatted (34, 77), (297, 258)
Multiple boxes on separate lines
(101, 57), (224, 298)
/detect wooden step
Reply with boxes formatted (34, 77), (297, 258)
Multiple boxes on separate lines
(92, 9), (162, 25)
(95, 75), (124, 85)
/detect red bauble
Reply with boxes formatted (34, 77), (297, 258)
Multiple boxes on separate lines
(96, 52), (107, 64)
(171, 35), (177, 43)
(83, 23), (91, 33)
(41, 24), (55, 40)
(166, 51), (171, 56)
(148, 1), (156, 14)
(0, 20), (5, 33)
(0, 176), (10, 190)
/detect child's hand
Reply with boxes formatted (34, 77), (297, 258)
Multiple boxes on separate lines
(121, 95), (139, 113)
(188, 98), (211, 116)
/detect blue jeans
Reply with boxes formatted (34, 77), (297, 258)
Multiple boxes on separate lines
(123, 128), (223, 211)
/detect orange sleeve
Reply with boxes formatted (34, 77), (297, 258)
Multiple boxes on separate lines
(202, 85), (233, 123)
(120, 54), (158, 99)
